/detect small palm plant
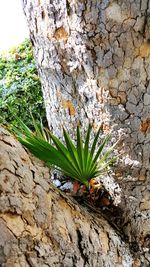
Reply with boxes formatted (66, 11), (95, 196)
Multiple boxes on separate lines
(13, 118), (116, 187)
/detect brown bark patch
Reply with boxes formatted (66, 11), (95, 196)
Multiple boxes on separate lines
(54, 27), (68, 41)
(0, 213), (25, 237)
(115, 255), (122, 265)
(24, 224), (43, 239)
(109, 89), (126, 105)
(133, 257), (140, 267)
(62, 99), (76, 116)
(58, 198), (69, 210)
(100, 122), (110, 133)
(140, 117), (150, 133)
(115, 170), (123, 178)
(22, 211), (35, 226)
(109, 88), (118, 98)
(117, 92), (127, 105)
(138, 175), (146, 181)
(138, 41), (150, 57)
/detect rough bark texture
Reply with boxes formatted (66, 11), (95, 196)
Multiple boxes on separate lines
(0, 127), (135, 266)
(22, 0), (150, 265)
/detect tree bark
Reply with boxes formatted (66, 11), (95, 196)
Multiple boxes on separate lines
(21, 0), (150, 265)
(0, 127), (136, 267)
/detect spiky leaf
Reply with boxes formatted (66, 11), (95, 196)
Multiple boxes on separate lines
(12, 118), (116, 187)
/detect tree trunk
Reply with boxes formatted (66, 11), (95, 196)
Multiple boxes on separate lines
(0, 127), (135, 267)
(22, 0), (150, 265)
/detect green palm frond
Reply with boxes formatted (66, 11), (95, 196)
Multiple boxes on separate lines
(12, 118), (116, 187)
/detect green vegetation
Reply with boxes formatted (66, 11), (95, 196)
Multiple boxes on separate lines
(0, 39), (47, 128)
(13, 118), (116, 187)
